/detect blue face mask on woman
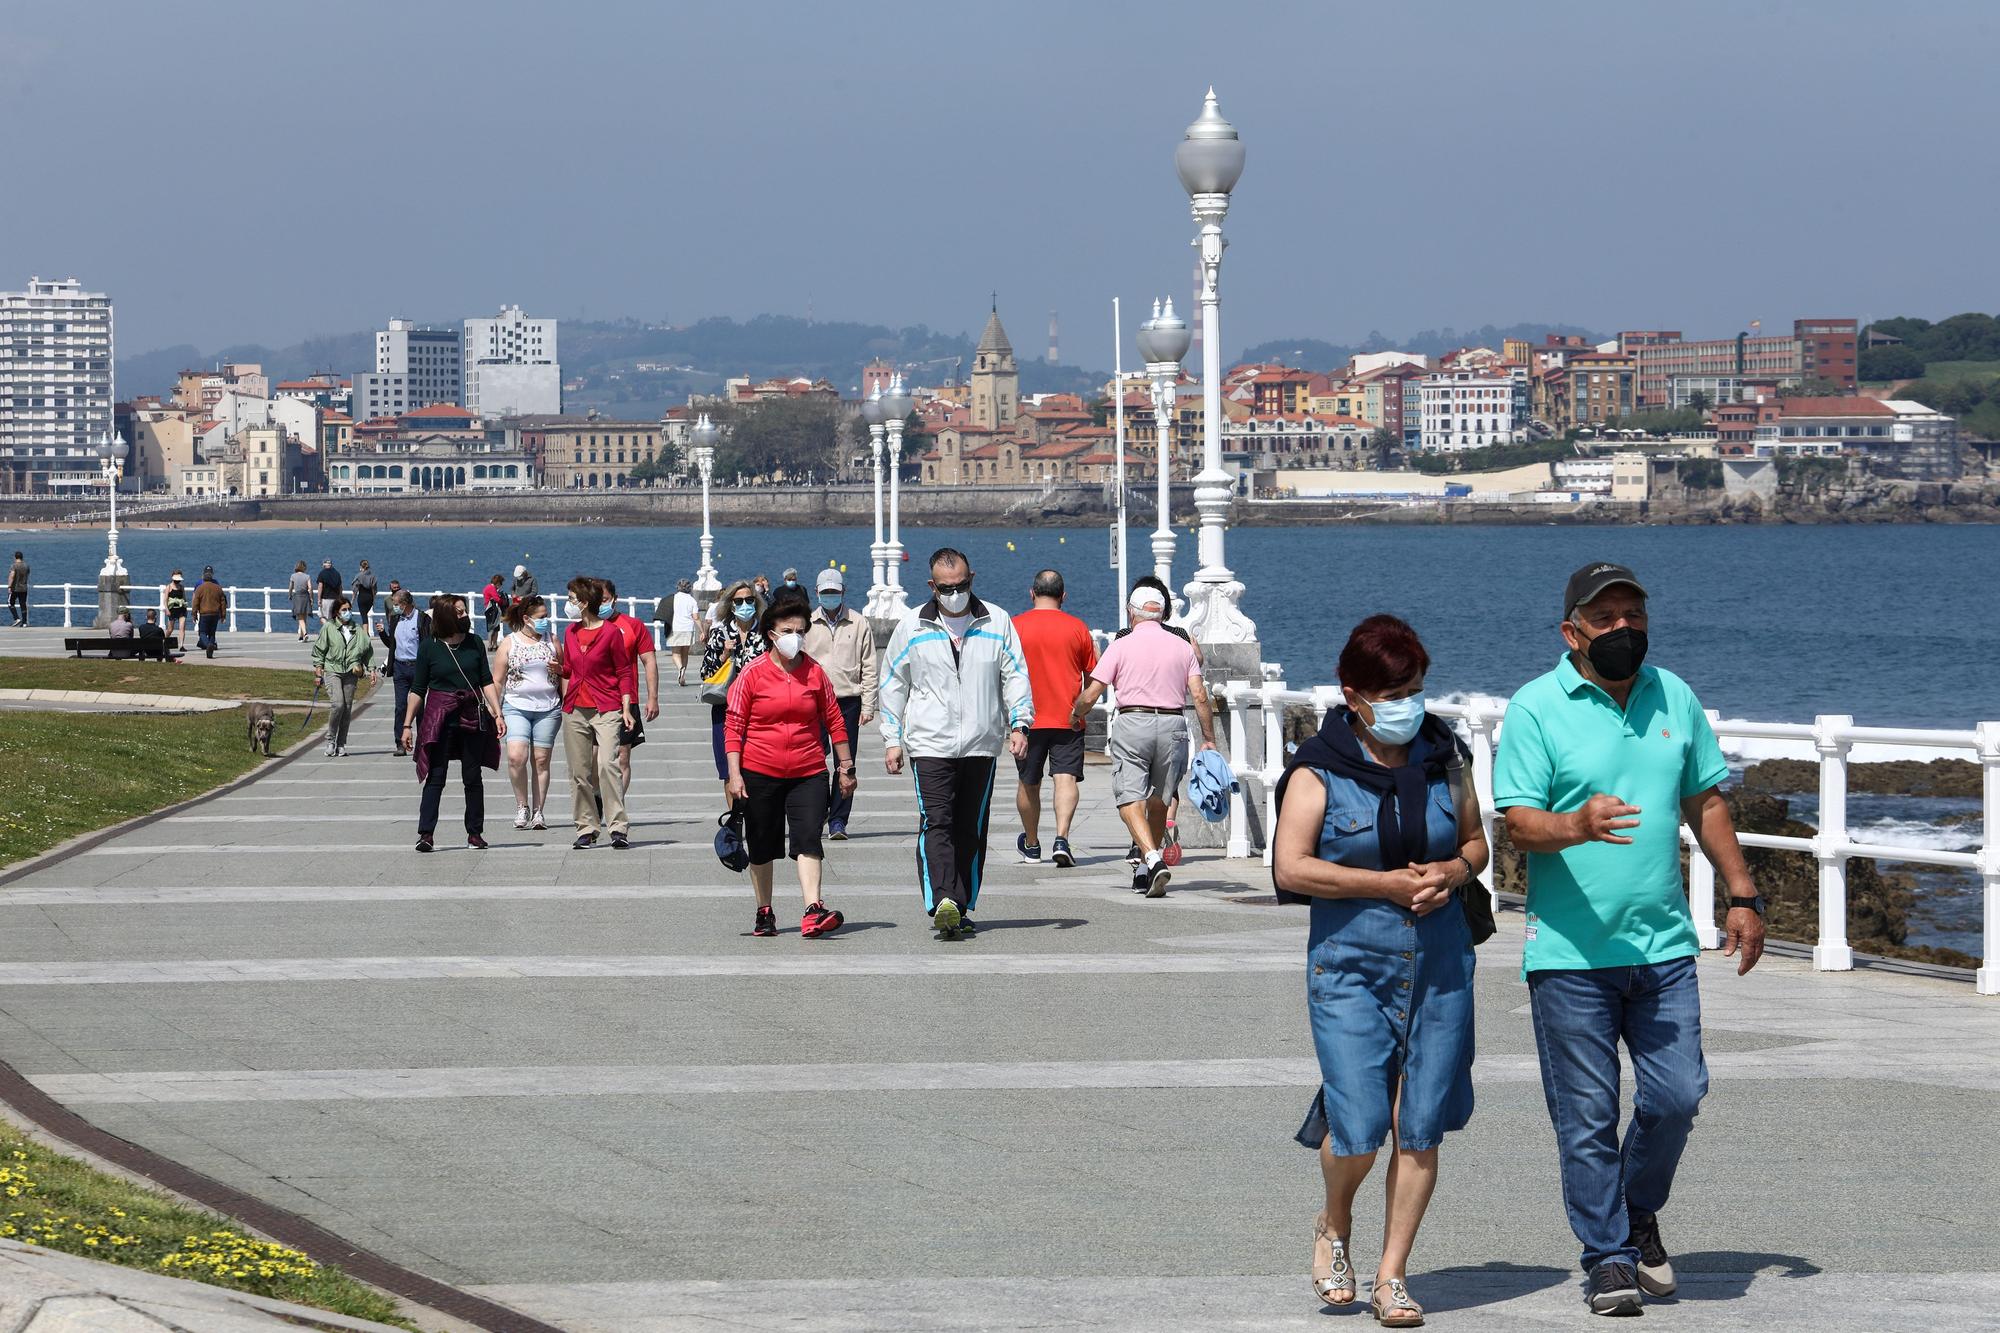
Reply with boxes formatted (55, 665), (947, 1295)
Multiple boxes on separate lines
(338, 610), (353, 624)
(532, 616), (551, 637)
(598, 602), (616, 619)
(732, 599), (757, 623)
(1363, 691), (1427, 746)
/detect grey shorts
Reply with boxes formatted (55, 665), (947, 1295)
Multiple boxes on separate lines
(1109, 711), (1189, 807)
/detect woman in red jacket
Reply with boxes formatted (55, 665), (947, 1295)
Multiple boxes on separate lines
(725, 589), (857, 938)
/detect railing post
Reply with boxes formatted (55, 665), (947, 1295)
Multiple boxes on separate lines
(228, 587), (239, 633)
(1686, 707), (1722, 949)
(62, 583), (74, 629)
(1812, 713), (1854, 971)
(1466, 709), (1502, 916)
(1260, 680), (1286, 868)
(1226, 682), (1251, 858)
(1977, 721), (2000, 996)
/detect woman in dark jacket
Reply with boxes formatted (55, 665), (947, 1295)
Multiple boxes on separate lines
(401, 593), (506, 853)
(701, 579), (769, 802)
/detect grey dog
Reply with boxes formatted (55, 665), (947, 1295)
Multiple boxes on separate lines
(246, 702), (277, 756)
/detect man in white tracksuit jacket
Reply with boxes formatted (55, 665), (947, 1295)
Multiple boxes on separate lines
(879, 547), (1033, 939)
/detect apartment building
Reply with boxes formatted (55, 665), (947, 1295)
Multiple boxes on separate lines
(0, 276), (114, 492)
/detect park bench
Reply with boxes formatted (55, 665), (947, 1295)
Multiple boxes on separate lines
(63, 635), (180, 661)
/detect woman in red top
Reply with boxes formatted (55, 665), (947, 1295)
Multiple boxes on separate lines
(553, 575), (638, 850)
(725, 590), (857, 938)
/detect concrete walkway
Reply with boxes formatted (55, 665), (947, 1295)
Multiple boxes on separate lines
(0, 670), (1995, 1330)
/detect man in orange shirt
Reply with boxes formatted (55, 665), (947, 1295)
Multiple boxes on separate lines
(1011, 569), (1097, 867)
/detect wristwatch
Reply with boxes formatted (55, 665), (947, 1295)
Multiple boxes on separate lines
(1728, 895), (1766, 916)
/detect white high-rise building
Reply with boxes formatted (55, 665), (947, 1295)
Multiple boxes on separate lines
(0, 277), (114, 493)
(1418, 368), (1523, 453)
(354, 317), (462, 422)
(462, 305), (560, 418)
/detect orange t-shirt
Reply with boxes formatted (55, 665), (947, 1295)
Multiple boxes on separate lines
(1013, 607), (1098, 730)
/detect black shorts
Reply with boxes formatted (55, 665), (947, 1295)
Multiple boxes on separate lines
(1016, 726), (1086, 783)
(619, 714), (646, 749)
(742, 769), (830, 863)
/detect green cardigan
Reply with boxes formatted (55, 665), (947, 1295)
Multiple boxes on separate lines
(311, 620), (375, 676)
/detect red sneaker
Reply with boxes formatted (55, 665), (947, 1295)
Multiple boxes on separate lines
(800, 902), (844, 938)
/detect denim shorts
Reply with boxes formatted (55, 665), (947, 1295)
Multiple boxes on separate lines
(503, 705), (560, 748)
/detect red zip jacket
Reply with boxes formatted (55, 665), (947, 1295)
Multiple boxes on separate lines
(560, 620), (637, 713)
(726, 651), (848, 778)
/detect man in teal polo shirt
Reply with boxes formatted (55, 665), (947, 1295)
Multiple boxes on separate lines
(1492, 561), (1764, 1318)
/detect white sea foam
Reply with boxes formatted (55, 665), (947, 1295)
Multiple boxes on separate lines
(1715, 727), (1977, 766)
(1844, 818), (1980, 856)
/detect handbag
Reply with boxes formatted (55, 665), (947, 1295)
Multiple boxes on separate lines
(699, 633), (740, 707)
(1446, 756), (1496, 946)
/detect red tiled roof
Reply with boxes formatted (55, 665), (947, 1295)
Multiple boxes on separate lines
(402, 403), (473, 419)
(1779, 396), (1888, 417)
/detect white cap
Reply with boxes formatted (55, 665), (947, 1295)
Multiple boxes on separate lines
(513, 564), (526, 578)
(1128, 585), (1168, 615)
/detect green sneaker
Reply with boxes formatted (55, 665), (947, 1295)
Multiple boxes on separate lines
(933, 899), (963, 939)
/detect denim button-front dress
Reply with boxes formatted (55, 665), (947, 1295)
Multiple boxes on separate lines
(1294, 758), (1476, 1157)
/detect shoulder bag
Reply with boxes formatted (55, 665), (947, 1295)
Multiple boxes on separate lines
(1446, 752), (1495, 946)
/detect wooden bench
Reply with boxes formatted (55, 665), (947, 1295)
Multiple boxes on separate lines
(63, 635), (180, 661)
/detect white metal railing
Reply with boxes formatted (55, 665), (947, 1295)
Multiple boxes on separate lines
(1208, 683), (2000, 996)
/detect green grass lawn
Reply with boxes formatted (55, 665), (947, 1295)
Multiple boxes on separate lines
(0, 658), (344, 702)
(0, 1134), (414, 1327)
(1917, 359), (2000, 382)
(0, 707), (308, 866)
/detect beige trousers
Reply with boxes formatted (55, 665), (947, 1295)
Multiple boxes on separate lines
(562, 706), (627, 835)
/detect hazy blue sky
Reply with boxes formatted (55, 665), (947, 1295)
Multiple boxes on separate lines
(5, 0), (1995, 358)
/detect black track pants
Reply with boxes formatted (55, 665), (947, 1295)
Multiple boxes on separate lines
(912, 755), (997, 914)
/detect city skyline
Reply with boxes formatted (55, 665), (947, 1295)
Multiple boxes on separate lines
(5, 0), (1997, 356)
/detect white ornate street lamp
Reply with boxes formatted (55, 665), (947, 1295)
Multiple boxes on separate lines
(1175, 87), (1256, 646)
(690, 413), (721, 601)
(860, 387), (889, 616)
(880, 373), (913, 615)
(1136, 296), (1191, 589)
(90, 431), (130, 629)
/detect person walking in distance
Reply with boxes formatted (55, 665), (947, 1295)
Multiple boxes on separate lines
(377, 590), (429, 756)
(495, 594), (559, 830)
(598, 577), (659, 792)
(878, 547), (1033, 940)
(801, 567), (877, 840)
(510, 563), (538, 606)
(351, 560), (378, 630)
(1067, 581), (1218, 897)
(287, 561), (314, 640)
(311, 593), (373, 757)
(191, 566), (228, 658)
(660, 578), (699, 687)
(1492, 561), (1765, 1317)
(7, 550), (28, 627)
(163, 569), (190, 646)
(725, 589), (855, 939)
(316, 558), (344, 627)
(481, 572), (509, 650)
(555, 576), (637, 850)
(402, 594), (505, 853)
(1009, 568), (1097, 868)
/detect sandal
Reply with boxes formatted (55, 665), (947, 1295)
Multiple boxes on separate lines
(1312, 1212), (1355, 1305)
(1371, 1277), (1424, 1328)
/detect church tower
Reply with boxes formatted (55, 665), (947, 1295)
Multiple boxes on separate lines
(970, 299), (1018, 430)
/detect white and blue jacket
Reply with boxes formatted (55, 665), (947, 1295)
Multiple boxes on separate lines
(878, 594), (1033, 759)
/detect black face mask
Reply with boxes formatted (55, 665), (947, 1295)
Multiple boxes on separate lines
(1581, 625), (1648, 682)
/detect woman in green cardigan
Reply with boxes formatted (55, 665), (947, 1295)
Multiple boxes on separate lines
(310, 593), (373, 757)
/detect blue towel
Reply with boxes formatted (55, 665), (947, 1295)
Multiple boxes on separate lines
(1188, 747), (1239, 823)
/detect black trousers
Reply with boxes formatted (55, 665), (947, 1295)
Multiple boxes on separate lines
(392, 659), (418, 748)
(418, 730), (486, 835)
(7, 590), (25, 624)
(823, 695), (864, 826)
(912, 755), (997, 914)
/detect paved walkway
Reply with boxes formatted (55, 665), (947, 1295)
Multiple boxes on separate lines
(0, 665), (1997, 1330)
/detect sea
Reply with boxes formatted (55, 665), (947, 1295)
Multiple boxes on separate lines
(9, 518), (1995, 956)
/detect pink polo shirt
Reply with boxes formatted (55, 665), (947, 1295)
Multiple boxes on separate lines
(1090, 621), (1200, 709)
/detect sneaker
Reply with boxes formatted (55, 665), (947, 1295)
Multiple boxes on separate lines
(531, 808), (547, 830)
(1131, 862), (1152, 894)
(1162, 821), (1183, 867)
(1628, 1212), (1676, 1297)
(1016, 832), (1042, 863)
(335, 745), (349, 757)
(932, 898), (963, 939)
(801, 902), (845, 938)
(752, 906), (778, 937)
(1125, 841), (1143, 867)
(1050, 836), (1075, 868)
(467, 833), (489, 850)
(828, 820), (848, 840)
(415, 835), (433, 854)
(1585, 1260), (1643, 1316)
(1144, 855), (1171, 898)
(323, 743), (337, 757)
(958, 915), (977, 937)
(573, 831), (598, 850)
(611, 832), (630, 850)
(515, 806), (530, 830)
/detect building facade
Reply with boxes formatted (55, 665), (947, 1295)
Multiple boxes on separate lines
(355, 318), (463, 421)
(1418, 369), (1521, 452)
(463, 305), (560, 418)
(0, 276), (114, 493)
(1753, 396), (1960, 480)
(1624, 319), (1857, 407)
(969, 307), (1019, 431)
(525, 416), (665, 489)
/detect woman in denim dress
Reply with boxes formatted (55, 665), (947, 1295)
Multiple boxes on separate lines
(1272, 615), (1489, 1328)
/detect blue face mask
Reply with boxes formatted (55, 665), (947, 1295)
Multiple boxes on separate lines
(598, 602), (616, 618)
(818, 592), (843, 612)
(338, 610), (353, 624)
(1362, 691), (1427, 746)
(732, 600), (757, 623)
(532, 617), (551, 637)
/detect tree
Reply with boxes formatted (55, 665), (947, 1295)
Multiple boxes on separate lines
(1368, 427), (1398, 470)
(706, 398), (847, 480)
(1858, 345), (1924, 382)
(1686, 390), (1713, 414)
(1778, 377), (1845, 399)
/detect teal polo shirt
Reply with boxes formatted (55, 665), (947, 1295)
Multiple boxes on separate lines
(1491, 655), (1728, 976)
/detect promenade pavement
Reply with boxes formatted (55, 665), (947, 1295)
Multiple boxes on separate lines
(0, 644), (1996, 1331)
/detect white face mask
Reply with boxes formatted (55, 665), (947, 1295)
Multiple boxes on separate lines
(936, 589), (971, 615)
(774, 631), (804, 659)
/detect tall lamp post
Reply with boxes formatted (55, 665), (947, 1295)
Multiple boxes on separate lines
(1175, 87), (1256, 648)
(860, 387), (889, 616)
(690, 413), (721, 607)
(880, 373), (913, 615)
(1136, 296), (1191, 590)
(91, 431), (130, 628)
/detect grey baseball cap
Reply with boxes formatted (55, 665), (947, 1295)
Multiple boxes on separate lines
(816, 568), (844, 593)
(1564, 561), (1647, 616)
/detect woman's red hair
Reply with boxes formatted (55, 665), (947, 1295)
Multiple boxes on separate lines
(1337, 614), (1431, 695)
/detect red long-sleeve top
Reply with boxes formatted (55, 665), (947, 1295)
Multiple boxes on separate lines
(559, 620), (637, 713)
(726, 651), (848, 778)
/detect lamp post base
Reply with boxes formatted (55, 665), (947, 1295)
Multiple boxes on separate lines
(91, 570), (131, 630)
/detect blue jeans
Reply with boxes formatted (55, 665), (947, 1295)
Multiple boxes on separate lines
(823, 695), (863, 827)
(1528, 955), (1708, 1273)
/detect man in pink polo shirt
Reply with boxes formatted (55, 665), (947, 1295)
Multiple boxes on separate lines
(1068, 580), (1218, 896)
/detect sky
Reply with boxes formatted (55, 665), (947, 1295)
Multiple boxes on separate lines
(4, 0), (1997, 359)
